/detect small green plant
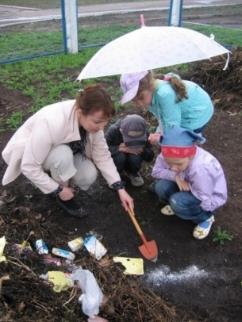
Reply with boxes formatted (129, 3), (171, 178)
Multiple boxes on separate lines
(6, 111), (23, 129)
(213, 227), (233, 245)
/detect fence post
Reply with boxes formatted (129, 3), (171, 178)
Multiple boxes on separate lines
(168, 0), (183, 27)
(61, 0), (78, 54)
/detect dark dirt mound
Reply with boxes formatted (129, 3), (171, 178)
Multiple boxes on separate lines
(185, 47), (242, 112)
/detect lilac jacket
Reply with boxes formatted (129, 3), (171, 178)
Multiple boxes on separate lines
(152, 147), (227, 212)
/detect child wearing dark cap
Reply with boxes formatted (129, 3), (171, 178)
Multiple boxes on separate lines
(105, 114), (154, 187)
(152, 126), (227, 239)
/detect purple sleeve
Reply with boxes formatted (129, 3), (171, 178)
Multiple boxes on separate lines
(190, 167), (215, 212)
(151, 155), (176, 181)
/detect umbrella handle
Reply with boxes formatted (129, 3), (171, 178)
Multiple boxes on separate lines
(127, 209), (148, 245)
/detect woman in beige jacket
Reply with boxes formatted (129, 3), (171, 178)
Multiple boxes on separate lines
(2, 85), (134, 217)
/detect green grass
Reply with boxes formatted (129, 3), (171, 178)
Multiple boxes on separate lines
(0, 31), (64, 60)
(0, 50), (97, 110)
(184, 23), (242, 47)
(6, 111), (24, 129)
(0, 48), (121, 131)
(0, 24), (135, 61)
(1, 22), (242, 62)
(78, 24), (135, 45)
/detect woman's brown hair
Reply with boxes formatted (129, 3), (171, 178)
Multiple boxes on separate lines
(75, 85), (115, 118)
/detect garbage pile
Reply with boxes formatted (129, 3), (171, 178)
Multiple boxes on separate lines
(0, 230), (179, 322)
(186, 47), (242, 112)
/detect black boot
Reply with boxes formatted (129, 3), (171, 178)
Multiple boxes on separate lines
(56, 196), (87, 218)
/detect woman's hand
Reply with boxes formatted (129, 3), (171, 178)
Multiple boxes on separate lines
(118, 189), (134, 212)
(175, 176), (190, 191)
(58, 186), (74, 201)
(148, 133), (161, 145)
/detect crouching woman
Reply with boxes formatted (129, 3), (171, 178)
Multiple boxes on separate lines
(2, 85), (133, 217)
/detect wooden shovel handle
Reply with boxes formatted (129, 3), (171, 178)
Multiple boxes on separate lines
(127, 209), (148, 244)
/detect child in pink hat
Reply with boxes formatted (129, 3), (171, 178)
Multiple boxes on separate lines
(152, 126), (227, 239)
(120, 71), (214, 145)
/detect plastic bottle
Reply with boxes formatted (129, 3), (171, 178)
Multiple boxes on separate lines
(35, 239), (49, 255)
(71, 268), (103, 318)
(52, 248), (75, 261)
(68, 237), (84, 252)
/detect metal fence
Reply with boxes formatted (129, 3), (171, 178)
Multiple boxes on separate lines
(0, 1), (241, 65)
(0, 1), (65, 64)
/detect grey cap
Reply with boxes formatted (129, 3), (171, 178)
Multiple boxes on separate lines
(120, 114), (147, 148)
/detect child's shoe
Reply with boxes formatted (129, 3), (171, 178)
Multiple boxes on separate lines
(193, 216), (215, 240)
(160, 205), (175, 216)
(127, 172), (144, 187)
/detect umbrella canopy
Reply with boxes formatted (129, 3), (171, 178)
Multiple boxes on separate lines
(77, 26), (229, 81)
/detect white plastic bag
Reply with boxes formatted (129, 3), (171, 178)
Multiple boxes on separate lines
(71, 268), (104, 318)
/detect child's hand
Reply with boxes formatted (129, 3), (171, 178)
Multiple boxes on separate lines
(175, 176), (190, 191)
(128, 147), (143, 155)
(148, 133), (161, 145)
(119, 143), (143, 155)
(118, 143), (129, 153)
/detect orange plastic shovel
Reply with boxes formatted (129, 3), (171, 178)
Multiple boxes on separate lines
(127, 208), (158, 262)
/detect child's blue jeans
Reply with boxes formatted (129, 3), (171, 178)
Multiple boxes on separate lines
(154, 179), (213, 224)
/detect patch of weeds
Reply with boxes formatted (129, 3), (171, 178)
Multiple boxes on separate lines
(6, 111), (23, 129)
(212, 227), (233, 245)
(114, 101), (123, 113)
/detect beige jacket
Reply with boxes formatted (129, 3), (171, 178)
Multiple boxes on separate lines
(2, 100), (121, 193)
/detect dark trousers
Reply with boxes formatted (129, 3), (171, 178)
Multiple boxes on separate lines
(112, 152), (143, 175)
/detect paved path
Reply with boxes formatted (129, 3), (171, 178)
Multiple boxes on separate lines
(0, 0), (242, 27)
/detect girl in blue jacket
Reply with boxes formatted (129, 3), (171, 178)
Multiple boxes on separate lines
(120, 71), (214, 144)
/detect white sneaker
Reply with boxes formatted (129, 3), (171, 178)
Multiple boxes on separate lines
(160, 205), (175, 216)
(127, 172), (144, 187)
(193, 216), (215, 240)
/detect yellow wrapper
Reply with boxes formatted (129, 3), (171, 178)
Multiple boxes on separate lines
(113, 257), (144, 275)
(0, 236), (7, 262)
(47, 271), (73, 292)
